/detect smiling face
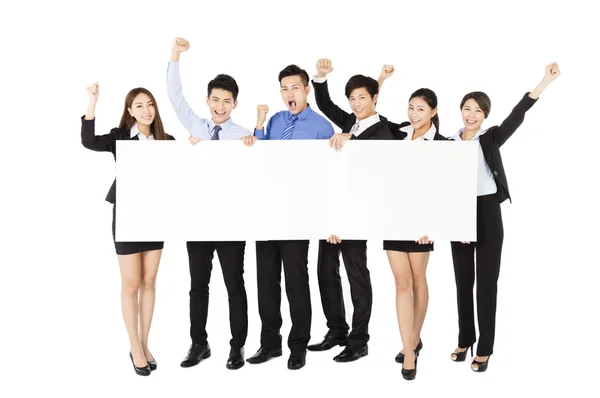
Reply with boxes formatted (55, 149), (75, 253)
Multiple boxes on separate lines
(128, 92), (155, 127)
(461, 98), (486, 132)
(280, 75), (309, 114)
(348, 87), (377, 121)
(206, 88), (237, 124)
(407, 96), (436, 131)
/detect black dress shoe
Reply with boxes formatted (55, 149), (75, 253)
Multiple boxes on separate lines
(246, 347), (283, 364)
(307, 335), (347, 352)
(401, 352), (418, 380)
(333, 345), (368, 362)
(180, 343), (211, 368)
(451, 344), (473, 362)
(471, 356), (490, 372)
(395, 338), (423, 363)
(147, 357), (157, 371)
(129, 352), (151, 376)
(226, 347), (245, 370)
(287, 351), (306, 370)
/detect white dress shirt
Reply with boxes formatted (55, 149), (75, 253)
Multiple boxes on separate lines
(166, 62), (251, 140)
(130, 123), (155, 140)
(399, 124), (437, 141)
(312, 75), (380, 137)
(450, 128), (498, 196)
(349, 113), (380, 137)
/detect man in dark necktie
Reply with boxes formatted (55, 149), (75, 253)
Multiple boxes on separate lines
(307, 58), (393, 363)
(167, 37), (251, 370)
(211, 124), (221, 140)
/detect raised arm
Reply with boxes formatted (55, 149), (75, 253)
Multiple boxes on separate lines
(528, 62), (560, 99)
(375, 64), (406, 134)
(81, 82), (117, 152)
(84, 82), (98, 121)
(494, 62), (561, 147)
(254, 104), (270, 138)
(311, 58), (351, 129)
(377, 64), (395, 90)
(167, 38), (208, 134)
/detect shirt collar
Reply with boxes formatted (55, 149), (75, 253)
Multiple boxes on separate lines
(400, 123), (437, 140)
(350, 113), (381, 137)
(355, 113), (380, 132)
(208, 117), (234, 132)
(130, 123), (155, 140)
(450, 127), (485, 141)
(288, 104), (313, 121)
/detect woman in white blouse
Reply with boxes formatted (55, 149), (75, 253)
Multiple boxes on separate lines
(448, 63), (560, 372)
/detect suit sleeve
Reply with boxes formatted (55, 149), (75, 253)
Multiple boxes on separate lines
(311, 79), (351, 130)
(492, 92), (538, 147)
(81, 116), (118, 153)
(389, 120), (409, 140)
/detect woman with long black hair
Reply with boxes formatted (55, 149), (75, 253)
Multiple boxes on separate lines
(81, 83), (175, 376)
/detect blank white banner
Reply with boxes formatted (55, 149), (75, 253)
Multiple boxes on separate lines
(116, 140), (478, 242)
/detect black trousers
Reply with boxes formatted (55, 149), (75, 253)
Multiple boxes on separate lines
(256, 240), (311, 353)
(316, 239), (372, 349)
(187, 241), (248, 349)
(450, 194), (504, 356)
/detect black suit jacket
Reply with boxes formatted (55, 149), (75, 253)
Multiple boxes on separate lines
(388, 121), (447, 141)
(80, 116), (176, 204)
(451, 93), (538, 204)
(312, 79), (393, 140)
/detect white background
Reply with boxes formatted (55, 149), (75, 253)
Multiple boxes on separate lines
(0, 0), (598, 396)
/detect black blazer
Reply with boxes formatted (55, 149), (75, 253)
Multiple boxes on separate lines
(451, 93), (537, 204)
(80, 116), (176, 204)
(312, 79), (393, 140)
(388, 121), (447, 141)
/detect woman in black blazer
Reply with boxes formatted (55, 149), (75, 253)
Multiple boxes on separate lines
(377, 66), (445, 380)
(449, 63), (560, 372)
(81, 83), (175, 376)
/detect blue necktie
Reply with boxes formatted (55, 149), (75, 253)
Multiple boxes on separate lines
(212, 125), (221, 140)
(281, 114), (298, 140)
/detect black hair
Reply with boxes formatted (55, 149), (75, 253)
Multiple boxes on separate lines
(278, 64), (310, 87)
(410, 88), (439, 132)
(207, 74), (239, 101)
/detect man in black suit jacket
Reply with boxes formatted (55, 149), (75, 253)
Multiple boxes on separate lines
(307, 59), (393, 362)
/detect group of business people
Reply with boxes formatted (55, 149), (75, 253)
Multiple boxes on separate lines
(81, 37), (560, 379)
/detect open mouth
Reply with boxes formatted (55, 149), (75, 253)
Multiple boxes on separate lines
(214, 110), (226, 116)
(288, 100), (297, 111)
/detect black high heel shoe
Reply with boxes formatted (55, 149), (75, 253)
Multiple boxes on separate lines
(147, 355), (157, 371)
(401, 351), (418, 380)
(395, 338), (423, 363)
(129, 352), (151, 376)
(450, 345), (473, 362)
(471, 356), (490, 372)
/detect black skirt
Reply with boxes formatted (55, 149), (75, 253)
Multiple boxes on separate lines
(112, 205), (164, 255)
(383, 240), (434, 253)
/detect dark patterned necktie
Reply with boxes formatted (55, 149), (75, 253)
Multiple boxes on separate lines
(212, 125), (221, 140)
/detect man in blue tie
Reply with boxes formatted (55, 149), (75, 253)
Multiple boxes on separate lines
(241, 64), (334, 370)
(167, 37), (251, 371)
